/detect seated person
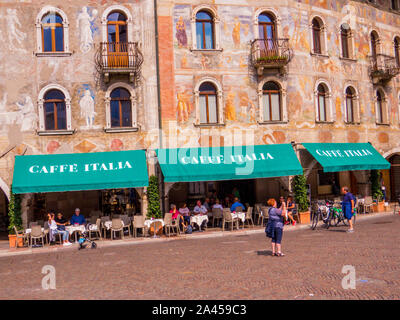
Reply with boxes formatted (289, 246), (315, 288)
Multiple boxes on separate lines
(55, 212), (68, 229)
(70, 208), (86, 225)
(170, 204), (185, 231)
(203, 198), (211, 211)
(48, 213), (71, 246)
(212, 199), (223, 210)
(193, 200), (208, 215)
(178, 202), (190, 225)
(230, 197), (244, 212)
(223, 196), (232, 209)
(286, 196), (296, 226)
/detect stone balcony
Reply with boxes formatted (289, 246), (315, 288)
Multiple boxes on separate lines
(250, 38), (293, 75)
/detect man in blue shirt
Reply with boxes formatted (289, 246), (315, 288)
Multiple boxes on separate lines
(70, 208), (86, 225)
(341, 187), (354, 233)
(230, 197), (244, 212)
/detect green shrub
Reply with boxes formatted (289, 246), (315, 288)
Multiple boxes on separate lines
(147, 175), (162, 219)
(292, 174), (309, 212)
(370, 170), (384, 202)
(8, 186), (22, 234)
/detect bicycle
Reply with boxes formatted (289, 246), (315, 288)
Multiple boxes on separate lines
(311, 201), (330, 230)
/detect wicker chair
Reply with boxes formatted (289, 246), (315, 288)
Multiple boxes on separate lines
(110, 218), (124, 240)
(222, 209), (239, 231)
(244, 207), (254, 228)
(254, 203), (262, 224)
(132, 216), (148, 237)
(258, 206), (270, 226)
(164, 213), (179, 237)
(13, 226), (28, 248)
(212, 208), (223, 227)
(30, 225), (46, 247)
(121, 215), (132, 237)
(291, 204), (300, 223)
(29, 221), (38, 228)
(36, 220), (44, 227)
(88, 218), (102, 240)
(363, 196), (373, 214)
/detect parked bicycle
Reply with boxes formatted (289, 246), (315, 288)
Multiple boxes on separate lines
(311, 199), (356, 230)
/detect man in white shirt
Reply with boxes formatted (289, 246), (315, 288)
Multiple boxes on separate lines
(212, 199), (223, 210)
(193, 200), (207, 215)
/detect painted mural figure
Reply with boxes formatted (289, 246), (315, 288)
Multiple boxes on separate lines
(225, 91), (237, 121)
(7, 9), (26, 51)
(177, 92), (189, 123)
(175, 16), (187, 48)
(80, 89), (96, 128)
(77, 7), (97, 53)
(232, 17), (241, 49)
(17, 96), (37, 131)
(0, 93), (7, 113)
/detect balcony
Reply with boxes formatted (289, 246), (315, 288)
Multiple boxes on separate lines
(369, 54), (400, 85)
(95, 42), (143, 83)
(250, 38), (293, 75)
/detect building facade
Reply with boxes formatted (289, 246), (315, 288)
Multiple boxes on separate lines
(0, 0), (159, 228)
(156, 0), (400, 207)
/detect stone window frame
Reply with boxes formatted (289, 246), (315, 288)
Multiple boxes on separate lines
(309, 15), (329, 57)
(104, 82), (138, 133)
(35, 6), (71, 57)
(374, 86), (389, 125)
(343, 84), (361, 124)
(190, 5), (222, 51)
(314, 79), (334, 123)
(369, 29), (382, 59)
(393, 35), (400, 67)
(37, 84), (73, 135)
(194, 77), (224, 126)
(101, 5), (135, 44)
(257, 76), (288, 124)
(338, 23), (356, 61)
(253, 7), (282, 39)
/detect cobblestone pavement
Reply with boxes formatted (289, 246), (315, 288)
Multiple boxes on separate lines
(0, 213), (399, 300)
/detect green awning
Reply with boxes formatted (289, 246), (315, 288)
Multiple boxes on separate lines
(156, 144), (303, 182)
(12, 150), (149, 194)
(302, 143), (390, 172)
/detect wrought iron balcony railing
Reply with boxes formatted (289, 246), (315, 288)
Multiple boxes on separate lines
(95, 42), (143, 83)
(250, 38), (293, 75)
(369, 54), (400, 84)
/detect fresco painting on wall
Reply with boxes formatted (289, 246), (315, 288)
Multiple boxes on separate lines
(78, 85), (97, 129)
(220, 6), (252, 51)
(77, 6), (98, 53)
(173, 5), (190, 49)
(16, 96), (37, 132)
(6, 9), (27, 52)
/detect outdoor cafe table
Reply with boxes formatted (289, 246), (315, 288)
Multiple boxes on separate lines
(190, 214), (208, 229)
(103, 220), (125, 230)
(232, 212), (245, 223)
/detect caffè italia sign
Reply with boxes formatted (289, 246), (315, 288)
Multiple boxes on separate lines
(180, 152), (274, 165)
(28, 161), (133, 174)
(315, 149), (373, 158)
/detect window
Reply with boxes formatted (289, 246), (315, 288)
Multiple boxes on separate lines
(394, 37), (400, 67)
(262, 82), (281, 122)
(340, 24), (350, 59)
(317, 84), (327, 122)
(312, 18), (322, 54)
(42, 13), (64, 52)
(376, 90), (384, 124)
(35, 7), (70, 55)
(199, 82), (218, 124)
(44, 90), (67, 130)
(196, 11), (214, 49)
(345, 87), (355, 123)
(392, 0), (399, 10)
(107, 11), (127, 44)
(110, 88), (132, 128)
(258, 13), (276, 40)
(370, 31), (379, 62)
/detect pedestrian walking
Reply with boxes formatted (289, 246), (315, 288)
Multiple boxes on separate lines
(265, 198), (286, 256)
(341, 186), (355, 233)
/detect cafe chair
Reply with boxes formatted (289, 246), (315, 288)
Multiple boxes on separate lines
(222, 209), (239, 232)
(132, 216), (148, 238)
(121, 215), (132, 237)
(30, 225), (46, 248)
(363, 196), (373, 214)
(13, 226), (29, 248)
(164, 213), (179, 237)
(244, 207), (254, 228)
(258, 207), (270, 226)
(212, 208), (223, 227)
(110, 218), (124, 240)
(292, 204), (300, 223)
(88, 219), (102, 240)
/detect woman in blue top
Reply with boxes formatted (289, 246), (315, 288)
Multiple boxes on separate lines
(266, 198), (287, 256)
(341, 186), (355, 233)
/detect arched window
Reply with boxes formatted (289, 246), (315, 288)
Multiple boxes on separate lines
(110, 87), (132, 128)
(312, 18), (322, 54)
(394, 37), (400, 67)
(376, 90), (384, 124)
(340, 24), (350, 59)
(262, 82), (281, 122)
(317, 84), (327, 122)
(196, 11), (214, 49)
(345, 87), (355, 123)
(370, 31), (379, 62)
(199, 82), (218, 124)
(41, 13), (64, 52)
(258, 13), (276, 40)
(44, 90), (67, 130)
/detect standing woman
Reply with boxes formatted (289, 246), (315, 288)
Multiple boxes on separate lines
(266, 198), (287, 256)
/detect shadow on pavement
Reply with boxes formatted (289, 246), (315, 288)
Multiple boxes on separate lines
(256, 250), (273, 256)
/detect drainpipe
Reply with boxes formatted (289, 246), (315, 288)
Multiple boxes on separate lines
(153, 0), (165, 214)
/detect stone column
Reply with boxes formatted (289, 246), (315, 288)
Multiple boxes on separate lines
(21, 193), (33, 229)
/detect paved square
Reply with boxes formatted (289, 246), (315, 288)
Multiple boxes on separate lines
(0, 214), (399, 299)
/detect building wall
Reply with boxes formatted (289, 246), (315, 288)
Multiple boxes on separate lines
(157, 0), (400, 158)
(0, 1), (159, 206)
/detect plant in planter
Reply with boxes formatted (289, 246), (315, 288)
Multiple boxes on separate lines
(292, 174), (310, 224)
(8, 186), (23, 247)
(370, 170), (385, 212)
(146, 175), (163, 235)
(256, 55), (288, 64)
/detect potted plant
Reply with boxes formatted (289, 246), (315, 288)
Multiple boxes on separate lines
(8, 187), (23, 248)
(292, 174), (310, 224)
(147, 175), (163, 235)
(370, 170), (385, 212)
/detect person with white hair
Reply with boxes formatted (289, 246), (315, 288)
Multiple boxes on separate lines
(69, 208), (86, 225)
